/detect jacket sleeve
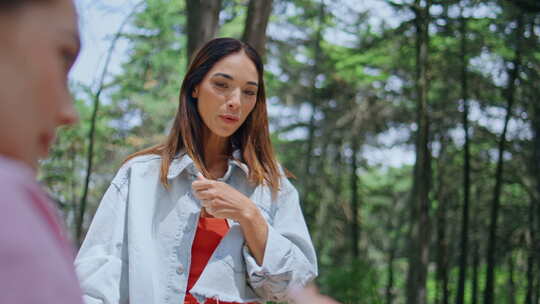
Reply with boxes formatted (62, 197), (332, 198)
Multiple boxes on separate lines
(242, 177), (318, 302)
(74, 169), (130, 304)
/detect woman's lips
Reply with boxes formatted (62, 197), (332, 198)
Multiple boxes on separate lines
(219, 114), (239, 124)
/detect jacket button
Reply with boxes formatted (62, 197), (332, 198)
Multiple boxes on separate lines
(177, 265), (184, 275)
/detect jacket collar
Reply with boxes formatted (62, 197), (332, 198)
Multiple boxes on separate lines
(166, 149), (249, 180)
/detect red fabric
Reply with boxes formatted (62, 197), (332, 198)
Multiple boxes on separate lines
(184, 217), (256, 304)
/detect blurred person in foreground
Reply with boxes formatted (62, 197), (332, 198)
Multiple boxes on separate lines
(0, 0), (83, 303)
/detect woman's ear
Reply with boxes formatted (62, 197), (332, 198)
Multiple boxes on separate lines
(192, 86), (199, 98)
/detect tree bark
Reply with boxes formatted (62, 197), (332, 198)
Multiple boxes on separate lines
(456, 10), (471, 304)
(242, 0), (274, 57)
(75, 6), (141, 245)
(483, 13), (524, 304)
(186, 0), (222, 62)
(312, 136), (334, 251)
(526, 194), (535, 304)
(302, 1), (324, 180)
(386, 246), (396, 304)
(435, 136), (449, 304)
(471, 185), (481, 304)
(386, 196), (404, 304)
(535, 278), (540, 304)
(436, 219), (449, 304)
(508, 254), (516, 304)
(351, 141), (360, 259)
(471, 237), (480, 304)
(527, 102), (540, 304)
(406, 1), (432, 304)
(529, 17), (540, 304)
(300, 1), (325, 217)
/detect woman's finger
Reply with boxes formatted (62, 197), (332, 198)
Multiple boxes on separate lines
(193, 188), (215, 201)
(202, 201), (217, 216)
(201, 199), (212, 208)
(191, 180), (213, 190)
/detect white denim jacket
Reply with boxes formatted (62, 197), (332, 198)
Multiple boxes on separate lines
(74, 152), (317, 304)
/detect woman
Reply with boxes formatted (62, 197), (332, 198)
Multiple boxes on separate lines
(0, 0), (83, 303)
(75, 38), (317, 304)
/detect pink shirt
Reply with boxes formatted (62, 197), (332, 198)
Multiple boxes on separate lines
(0, 156), (83, 304)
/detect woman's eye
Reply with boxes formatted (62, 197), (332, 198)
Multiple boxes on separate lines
(244, 90), (256, 96)
(214, 82), (228, 89)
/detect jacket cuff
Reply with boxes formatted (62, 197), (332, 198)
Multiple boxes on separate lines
(243, 224), (293, 288)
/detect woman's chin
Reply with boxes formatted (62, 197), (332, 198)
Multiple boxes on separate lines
(210, 127), (237, 138)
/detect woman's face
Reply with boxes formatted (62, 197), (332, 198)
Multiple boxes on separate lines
(0, 0), (80, 170)
(193, 51), (259, 138)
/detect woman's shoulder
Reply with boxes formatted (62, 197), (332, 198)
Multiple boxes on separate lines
(111, 154), (162, 188)
(121, 154), (162, 169)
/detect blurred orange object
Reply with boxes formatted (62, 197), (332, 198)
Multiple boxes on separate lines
(288, 284), (341, 304)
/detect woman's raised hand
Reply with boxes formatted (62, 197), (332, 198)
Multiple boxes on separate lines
(191, 173), (257, 222)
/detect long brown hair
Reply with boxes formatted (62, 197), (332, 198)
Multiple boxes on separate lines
(125, 37), (282, 193)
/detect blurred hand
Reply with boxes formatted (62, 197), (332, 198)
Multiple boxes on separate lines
(288, 284), (341, 304)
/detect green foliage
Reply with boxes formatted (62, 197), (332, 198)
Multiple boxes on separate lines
(320, 259), (383, 304)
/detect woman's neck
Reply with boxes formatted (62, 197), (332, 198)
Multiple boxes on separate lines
(202, 128), (230, 178)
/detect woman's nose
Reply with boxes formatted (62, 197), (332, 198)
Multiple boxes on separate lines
(226, 89), (241, 110)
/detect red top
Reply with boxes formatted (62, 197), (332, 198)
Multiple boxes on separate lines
(184, 217), (256, 304)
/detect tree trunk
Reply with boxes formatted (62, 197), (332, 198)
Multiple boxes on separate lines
(528, 91), (540, 304)
(242, 0), (274, 57)
(471, 185), (481, 304)
(530, 18), (540, 304)
(406, 1), (432, 304)
(351, 141), (360, 259)
(526, 195), (535, 304)
(301, 1), (325, 216)
(386, 247), (396, 304)
(483, 13), (524, 304)
(527, 99), (539, 301)
(75, 8), (139, 245)
(312, 136), (333, 252)
(456, 10), (471, 304)
(302, 1), (324, 180)
(386, 197), (405, 304)
(435, 136), (449, 304)
(508, 254), (516, 304)
(186, 0), (222, 62)
(471, 237), (480, 304)
(533, 279), (540, 304)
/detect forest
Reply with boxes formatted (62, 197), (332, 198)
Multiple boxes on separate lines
(42, 0), (540, 303)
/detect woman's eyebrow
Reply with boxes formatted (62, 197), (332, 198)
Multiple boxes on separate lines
(212, 72), (234, 80)
(212, 73), (258, 87)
